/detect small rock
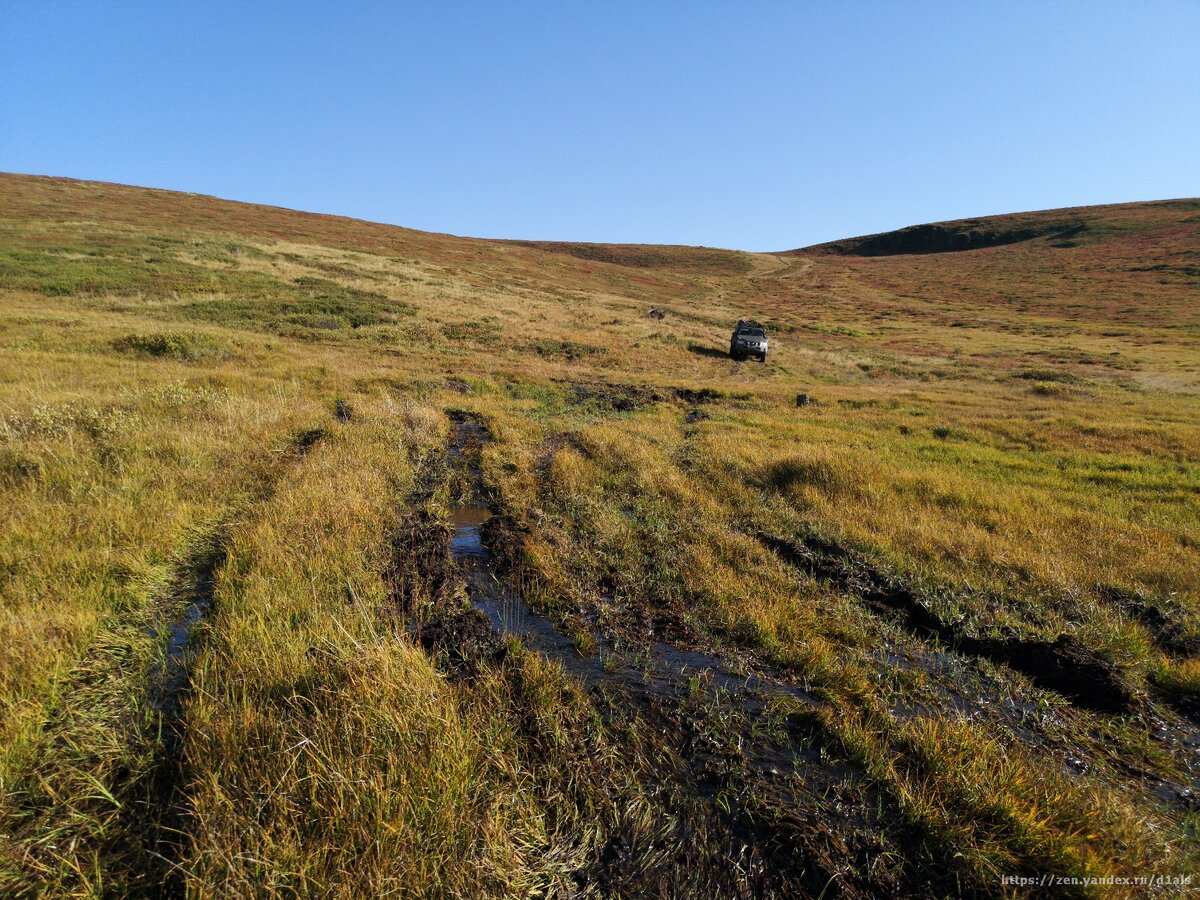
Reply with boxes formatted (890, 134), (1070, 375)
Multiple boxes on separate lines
(795, 393), (812, 407)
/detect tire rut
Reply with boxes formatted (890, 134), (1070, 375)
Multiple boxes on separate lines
(756, 532), (1138, 715)
(404, 415), (932, 897)
(133, 424), (329, 892)
(5, 425), (330, 896)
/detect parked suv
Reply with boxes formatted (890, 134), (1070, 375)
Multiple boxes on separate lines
(730, 320), (768, 362)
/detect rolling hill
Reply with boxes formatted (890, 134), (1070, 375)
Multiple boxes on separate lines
(1, 173), (1197, 896)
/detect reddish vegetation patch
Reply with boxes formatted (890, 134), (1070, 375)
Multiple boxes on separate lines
(506, 239), (752, 275)
(781, 201), (1200, 337)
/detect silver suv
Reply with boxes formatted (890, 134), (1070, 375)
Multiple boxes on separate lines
(730, 320), (768, 362)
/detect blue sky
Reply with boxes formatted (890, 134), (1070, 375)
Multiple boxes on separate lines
(2, 2), (1197, 250)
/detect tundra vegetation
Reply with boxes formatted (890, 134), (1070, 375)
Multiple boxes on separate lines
(0, 174), (1198, 897)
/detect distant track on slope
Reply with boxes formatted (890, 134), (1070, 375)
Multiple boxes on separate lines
(745, 253), (792, 278)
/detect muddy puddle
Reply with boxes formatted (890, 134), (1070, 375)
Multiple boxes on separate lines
(450, 505), (492, 558)
(441, 417), (899, 844)
(448, 419), (818, 716)
(453, 495), (812, 713)
(149, 550), (225, 727)
(153, 589), (212, 722)
(165, 600), (206, 660)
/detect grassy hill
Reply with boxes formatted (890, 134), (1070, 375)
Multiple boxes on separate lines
(1, 173), (1197, 896)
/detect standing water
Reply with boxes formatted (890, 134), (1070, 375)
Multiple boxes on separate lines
(444, 417), (820, 709)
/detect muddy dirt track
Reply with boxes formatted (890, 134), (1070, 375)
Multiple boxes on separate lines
(391, 416), (945, 896)
(375, 411), (1200, 897)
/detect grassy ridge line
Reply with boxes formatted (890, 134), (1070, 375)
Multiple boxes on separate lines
(791, 199), (1200, 256)
(0, 173), (719, 303)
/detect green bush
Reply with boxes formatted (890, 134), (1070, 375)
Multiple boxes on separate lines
(110, 331), (230, 361)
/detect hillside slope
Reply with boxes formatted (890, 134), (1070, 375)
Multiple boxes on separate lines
(792, 199), (1200, 256)
(1, 173), (1198, 896)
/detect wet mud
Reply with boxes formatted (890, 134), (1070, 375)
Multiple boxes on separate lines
(427, 416), (927, 897)
(293, 426), (325, 453)
(556, 380), (728, 416)
(758, 533), (1138, 714)
(1096, 584), (1200, 658)
(563, 380), (665, 412)
(673, 386), (724, 404)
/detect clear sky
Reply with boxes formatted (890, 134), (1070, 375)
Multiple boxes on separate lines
(2, 2), (1198, 251)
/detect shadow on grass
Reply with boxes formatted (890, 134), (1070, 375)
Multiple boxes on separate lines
(687, 342), (729, 359)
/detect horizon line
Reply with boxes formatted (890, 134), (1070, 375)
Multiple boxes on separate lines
(3, 169), (1193, 255)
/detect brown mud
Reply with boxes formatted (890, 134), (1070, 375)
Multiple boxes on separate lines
(1096, 584), (1200, 658)
(673, 386), (724, 404)
(420, 415), (943, 897)
(554, 380), (729, 416)
(561, 380), (665, 412)
(758, 533), (1138, 715)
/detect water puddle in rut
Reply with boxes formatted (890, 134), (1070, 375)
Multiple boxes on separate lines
(149, 567), (219, 721)
(438, 415), (909, 874)
(450, 506), (492, 558)
(446, 417), (822, 736)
